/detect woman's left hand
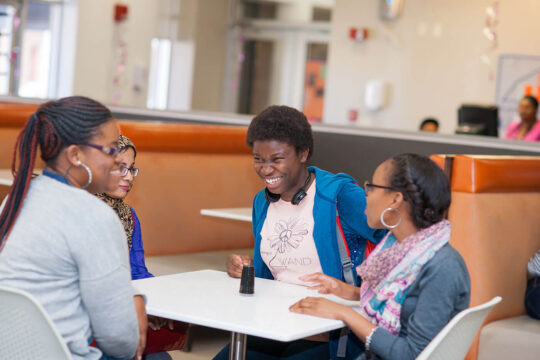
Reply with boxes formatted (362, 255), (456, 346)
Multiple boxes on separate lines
(289, 297), (347, 320)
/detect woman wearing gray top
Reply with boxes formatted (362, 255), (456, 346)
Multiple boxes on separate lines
(290, 153), (471, 360)
(0, 97), (146, 360)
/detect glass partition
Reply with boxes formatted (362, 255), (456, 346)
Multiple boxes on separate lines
(1, 0), (540, 141)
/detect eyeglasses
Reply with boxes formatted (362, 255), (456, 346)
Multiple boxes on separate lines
(83, 143), (119, 157)
(363, 181), (402, 195)
(119, 165), (139, 177)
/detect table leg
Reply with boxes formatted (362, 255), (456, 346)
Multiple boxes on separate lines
(229, 331), (247, 360)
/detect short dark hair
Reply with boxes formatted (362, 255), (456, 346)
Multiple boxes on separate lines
(523, 96), (539, 110)
(246, 105), (314, 159)
(420, 118), (439, 130)
(388, 153), (450, 229)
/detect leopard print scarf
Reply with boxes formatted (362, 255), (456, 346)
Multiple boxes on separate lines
(96, 134), (136, 249)
(96, 193), (134, 250)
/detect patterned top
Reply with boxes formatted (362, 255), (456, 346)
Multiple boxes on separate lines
(528, 249), (540, 277)
(356, 220), (451, 335)
(96, 194), (134, 249)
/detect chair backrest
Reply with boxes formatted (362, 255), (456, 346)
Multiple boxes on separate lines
(0, 285), (72, 359)
(415, 296), (502, 360)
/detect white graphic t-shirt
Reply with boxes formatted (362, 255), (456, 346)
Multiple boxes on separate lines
(260, 179), (322, 285)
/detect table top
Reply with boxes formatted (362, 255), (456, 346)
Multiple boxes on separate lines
(132, 270), (357, 342)
(200, 207), (252, 222)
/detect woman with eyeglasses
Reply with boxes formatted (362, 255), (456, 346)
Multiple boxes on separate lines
(290, 153), (471, 360)
(96, 135), (150, 280)
(0, 97), (146, 360)
(95, 135), (187, 360)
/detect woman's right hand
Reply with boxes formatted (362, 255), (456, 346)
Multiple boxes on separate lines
(299, 272), (360, 301)
(226, 254), (252, 278)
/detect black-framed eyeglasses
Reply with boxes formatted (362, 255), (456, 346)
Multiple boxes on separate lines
(82, 143), (119, 157)
(363, 181), (402, 195)
(120, 166), (139, 177)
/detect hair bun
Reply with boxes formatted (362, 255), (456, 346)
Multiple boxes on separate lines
(424, 208), (437, 221)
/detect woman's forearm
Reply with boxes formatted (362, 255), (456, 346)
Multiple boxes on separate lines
(337, 306), (376, 342)
(343, 282), (361, 301)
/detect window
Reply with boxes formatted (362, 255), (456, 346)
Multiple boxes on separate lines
(0, 4), (15, 95)
(18, 2), (55, 98)
(0, 0), (70, 99)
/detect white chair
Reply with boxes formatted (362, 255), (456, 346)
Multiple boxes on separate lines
(0, 285), (71, 359)
(415, 296), (502, 360)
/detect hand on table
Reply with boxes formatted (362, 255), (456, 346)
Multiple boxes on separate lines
(147, 315), (174, 331)
(133, 295), (147, 360)
(299, 272), (360, 301)
(289, 297), (348, 321)
(226, 254), (252, 278)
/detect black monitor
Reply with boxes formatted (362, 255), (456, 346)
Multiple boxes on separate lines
(456, 105), (499, 137)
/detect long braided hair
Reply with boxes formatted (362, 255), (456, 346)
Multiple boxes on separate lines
(388, 153), (451, 229)
(0, 96), (112, 248)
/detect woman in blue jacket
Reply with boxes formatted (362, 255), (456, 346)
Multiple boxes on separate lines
(216, 105), (385, 360)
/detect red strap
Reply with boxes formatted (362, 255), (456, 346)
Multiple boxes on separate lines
(337, 180), (374, 259)
(365, 240), (376, 258)
(130, 208), (135, 230)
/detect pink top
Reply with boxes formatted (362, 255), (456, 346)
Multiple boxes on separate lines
(505, 120), (540, 141)
(260, 179), (322, 286)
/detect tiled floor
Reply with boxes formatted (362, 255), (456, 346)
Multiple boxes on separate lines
(168, 326), (229, 360)
(145, 249), (252, 360)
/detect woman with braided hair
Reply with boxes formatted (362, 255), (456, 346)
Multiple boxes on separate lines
(0, 97), (146, 360)
(290, 153), (471, 360)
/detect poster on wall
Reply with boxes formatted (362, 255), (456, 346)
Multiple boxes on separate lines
(495, 54), (540, 135)
(303, 60), (326, 122)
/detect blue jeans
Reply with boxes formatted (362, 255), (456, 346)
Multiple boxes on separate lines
(213, 336), (329, 360)
(525, 276), (540, 320)
(100, 353), (171, 360)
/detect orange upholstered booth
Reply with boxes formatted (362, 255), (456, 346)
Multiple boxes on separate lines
(431, 154), (540, 360)
(0, 104), (260, 255)
(0, 102), (39, 168)
(118, 121), (260, 255)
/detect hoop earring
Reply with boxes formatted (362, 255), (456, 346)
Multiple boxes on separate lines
(380, 208), (401, 229)
(77, 160), (92, 189)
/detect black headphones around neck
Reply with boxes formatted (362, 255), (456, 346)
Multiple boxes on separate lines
(264, 171), (312, 205)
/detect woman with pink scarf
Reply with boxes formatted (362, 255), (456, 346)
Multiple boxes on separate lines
(290, 153), (471, 360)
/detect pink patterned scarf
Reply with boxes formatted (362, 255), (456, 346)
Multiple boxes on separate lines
(356, 220), (451, 334)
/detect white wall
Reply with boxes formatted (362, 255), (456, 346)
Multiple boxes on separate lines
(189, 0), (229, 112)
(324, 0), (540, 133)
(72, 0), (172, 107)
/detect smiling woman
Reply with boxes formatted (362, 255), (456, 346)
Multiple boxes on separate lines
(217, 105), (386, 360)
(0, 97), (146, 360)
(95, 135), (188, 359)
